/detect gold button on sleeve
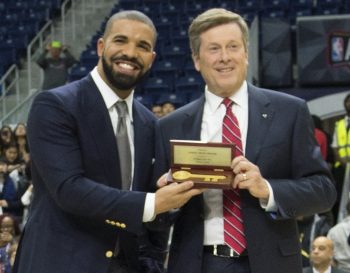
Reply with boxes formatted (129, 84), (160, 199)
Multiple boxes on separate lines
(105, 251), (113, 258)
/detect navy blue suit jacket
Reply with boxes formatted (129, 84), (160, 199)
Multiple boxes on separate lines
(155, 84), (336, 273)
(14, 75), (159, 273)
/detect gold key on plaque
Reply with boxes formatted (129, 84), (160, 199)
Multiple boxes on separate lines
(172, 170), (226, 182)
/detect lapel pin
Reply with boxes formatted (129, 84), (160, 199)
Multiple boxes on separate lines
(262, 113), (268, 119)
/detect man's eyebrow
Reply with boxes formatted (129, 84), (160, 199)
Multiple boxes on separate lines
(112, 34), (127, 40)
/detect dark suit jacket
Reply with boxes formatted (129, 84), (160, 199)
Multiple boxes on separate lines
(155, 84), (336, 273)
(14, 75), (160, 273)
(303, 266), (349, 273)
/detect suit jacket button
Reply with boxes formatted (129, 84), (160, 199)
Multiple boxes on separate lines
(105, 251), (113, 258)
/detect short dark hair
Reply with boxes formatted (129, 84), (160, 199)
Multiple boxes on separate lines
(103, 10), (157, 46)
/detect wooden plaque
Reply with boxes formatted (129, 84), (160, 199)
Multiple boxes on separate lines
(168, 140), (235, 189)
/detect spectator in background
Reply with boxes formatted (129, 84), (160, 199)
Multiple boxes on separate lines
(36, 40), (77, 90)
(157, 93), (184, 116)
(2, 143), (30, 211)
(0, 214), (21, 273)
(327, 200), (350, 272)
(8, 240), (18, 269)
(312, 115), (334, 167)
(151, 104), (164, 118)
(18, 159), (32, 230)
(297, 214), (332, 267)
(303, 236), (348, 273)
(19, 183), (33, 230)
(13, 123), (29, 164)
(332, 94), (350, 222)
(313, 120), (328, 161)
(10, 162), (30, 221)
(311, 115), (334, 226)
(0, 214), (21, 242)
(0, 159), (21, 217)
(0, 230), (13, 273)
(2, 143), (25, 174)
(161, 101), (175, 116)
(0, 126), (14, 156)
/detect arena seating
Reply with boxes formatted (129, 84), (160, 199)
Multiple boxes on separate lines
(66, 0), (350, 108)
(0, 0), (62, 78)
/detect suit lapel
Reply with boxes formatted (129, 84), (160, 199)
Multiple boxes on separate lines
(176, 90), (273, 164)
(82, 76), (121, 188)
(245, 84), (275, 163)
(132, 102), (154, 190)
(181, 95), (205, 140)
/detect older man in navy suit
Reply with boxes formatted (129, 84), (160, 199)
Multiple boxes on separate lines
(155, 8), (336, 273)
(13, 10), (202, 273)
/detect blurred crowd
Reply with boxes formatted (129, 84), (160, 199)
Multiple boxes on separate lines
(0, 124), (32, 272)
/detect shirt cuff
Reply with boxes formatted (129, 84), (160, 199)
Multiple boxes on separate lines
(21, 191), (32, 206)
(143, 193), (156, 222)
(259, 179), (277, 212)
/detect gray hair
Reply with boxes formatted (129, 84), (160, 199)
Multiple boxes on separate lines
(189, 8), (249, 56)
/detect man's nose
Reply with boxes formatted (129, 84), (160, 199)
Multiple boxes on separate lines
(220, 48), (231, 62)
(122, 44), (137, 57)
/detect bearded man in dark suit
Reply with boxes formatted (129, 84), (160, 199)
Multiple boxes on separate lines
(13, 10), (201, 273)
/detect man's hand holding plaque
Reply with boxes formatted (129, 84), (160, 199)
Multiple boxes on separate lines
(168, 140), (236, 189)
(155, 173), (205, 214)
(231, 155), (270, 201)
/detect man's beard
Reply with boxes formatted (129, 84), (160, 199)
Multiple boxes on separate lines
(102, 54), (149, 91)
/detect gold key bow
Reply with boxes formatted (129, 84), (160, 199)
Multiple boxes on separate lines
(172, 170), (226, 182)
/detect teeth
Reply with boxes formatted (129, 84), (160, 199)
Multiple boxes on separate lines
(119, 63), (134, 70)
(218, 68), (233, 72)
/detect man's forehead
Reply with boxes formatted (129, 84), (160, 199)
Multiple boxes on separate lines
(109, 19), (155, 42)
(111, 18), (152, 32)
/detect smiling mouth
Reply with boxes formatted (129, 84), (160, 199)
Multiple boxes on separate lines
(116, 61), (140, 70)
(217, 67), (234, 73)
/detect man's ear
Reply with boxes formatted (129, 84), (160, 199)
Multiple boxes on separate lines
(150, 51), (157, 68)
(192, 54), (200, 72)
(97, 38), (105, 57)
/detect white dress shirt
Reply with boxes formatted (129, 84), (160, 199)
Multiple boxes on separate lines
(312, 266), (331, 273)
(91, 67), (155, 222)
(201, 81), (276, 245)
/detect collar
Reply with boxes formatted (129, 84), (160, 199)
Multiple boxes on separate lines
(312, 265), (332, 273)
(204, 81), (248, 112)
(91, 67), (134, 121)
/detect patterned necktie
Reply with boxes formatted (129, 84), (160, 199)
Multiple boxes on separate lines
(115, 101), (132, 190)
(222, 98), (247, 254)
